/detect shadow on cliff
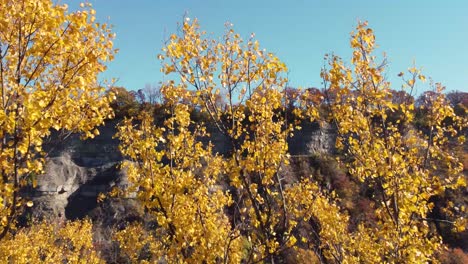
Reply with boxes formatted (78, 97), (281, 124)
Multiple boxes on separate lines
(65, 164), (120, 220)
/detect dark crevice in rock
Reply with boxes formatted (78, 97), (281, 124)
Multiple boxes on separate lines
(65, 164), (120, 220)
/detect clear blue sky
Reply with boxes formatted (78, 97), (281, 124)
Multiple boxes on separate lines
(66, 0), (468, 94)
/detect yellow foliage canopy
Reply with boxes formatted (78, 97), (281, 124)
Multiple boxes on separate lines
(321, 21), (467, 262)
(0, 0), (115, 238)
(0, 219), (103, 263)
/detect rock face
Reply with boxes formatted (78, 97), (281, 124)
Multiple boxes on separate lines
(289, 121), (337, 155)
(24, 120), (126, 220)
(25, 119), (336, 221)
(304, 122), (336, 154)
(29, 153), (90, 219)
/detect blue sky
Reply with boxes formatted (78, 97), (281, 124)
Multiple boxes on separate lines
(66, 0), (468, 94)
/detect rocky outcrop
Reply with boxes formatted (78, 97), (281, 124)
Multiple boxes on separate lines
(305, 122), (336, 154)
(24, 119), (336, 221)
(24, 120), (126, 220)
(289, 121), (336, 155)
(26, 154), (126, 220)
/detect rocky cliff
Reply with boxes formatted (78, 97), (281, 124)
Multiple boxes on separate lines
(25, 119), (336, 222)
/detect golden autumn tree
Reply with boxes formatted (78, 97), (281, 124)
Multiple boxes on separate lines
(320, 22), (467, 262)
(154, 18), (359, 263)
(0, 0), (116, 238)
(0, 219), (103, 263)
(156, 19), (301, 262)
(116, 89), (242, 263)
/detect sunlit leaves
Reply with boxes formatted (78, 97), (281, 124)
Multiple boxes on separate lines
(0, 219), (103, 263)
(0, 0), (115, 240)
(322, 21), (467, 262)
(157, 18), (310, 262)
(116, 104), (242, 263)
